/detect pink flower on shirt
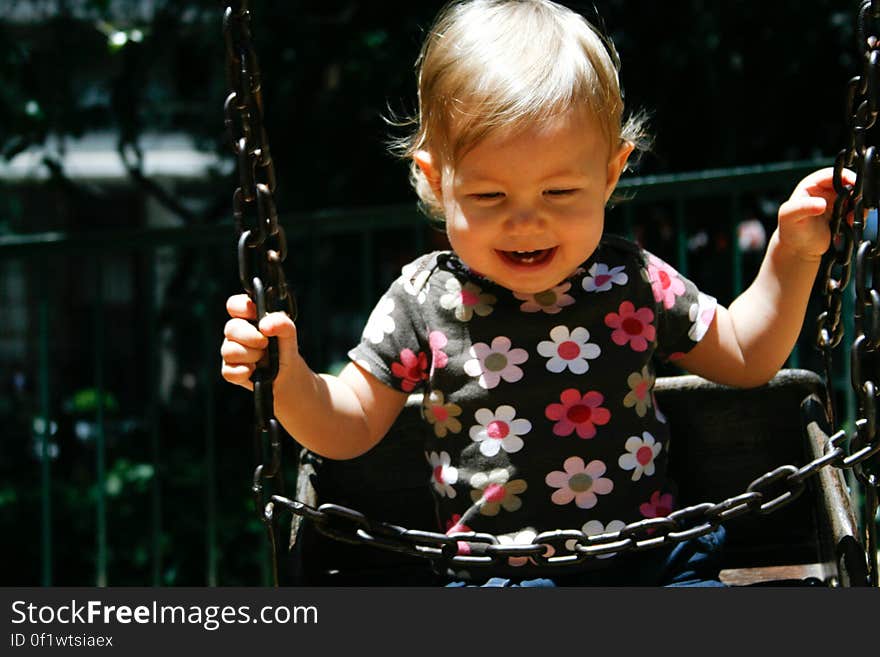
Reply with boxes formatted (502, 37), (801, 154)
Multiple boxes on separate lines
(463, 336), (528, 389)
(390, 348), (428, 392)
(545, 457), (614, 509)
(446, 514), (471, 534)
(604, 301), (656, 352)
(647, 254), (686, 309)
(513, 282), (575, 314)
(545, 389), (611, 439)
(428, 330), (449, 374)
(640, 490), (675, 519)
(445, 514), (472, 556)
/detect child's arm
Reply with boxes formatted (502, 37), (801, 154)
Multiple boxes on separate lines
(675, 168), (853, 388)
(221, 295), (409, 459)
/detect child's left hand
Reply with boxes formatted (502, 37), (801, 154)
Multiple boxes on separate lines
(777, 167), (856, 262)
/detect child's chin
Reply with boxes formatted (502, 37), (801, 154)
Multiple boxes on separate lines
(501, 277), (561, 295)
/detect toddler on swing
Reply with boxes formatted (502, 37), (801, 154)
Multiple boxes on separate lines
(221, 0), (851, 586)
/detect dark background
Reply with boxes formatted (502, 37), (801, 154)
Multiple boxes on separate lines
(0, 0), (855, 220)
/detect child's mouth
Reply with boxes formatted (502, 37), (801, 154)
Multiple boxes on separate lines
(497, 247), (556, 266)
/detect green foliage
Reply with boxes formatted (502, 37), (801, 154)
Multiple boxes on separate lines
(66, 388), (119, 414)
(0, 486), (17, 507)
(104, 459), (154, 497)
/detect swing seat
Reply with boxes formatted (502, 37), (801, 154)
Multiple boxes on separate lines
(288, 369), (867, 586)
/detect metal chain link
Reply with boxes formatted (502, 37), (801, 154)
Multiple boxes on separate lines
(224, 1), (880, 582)
(822, 0), (880, 586)
(223, 0), (294, 587)
(267, 402), (853, 569)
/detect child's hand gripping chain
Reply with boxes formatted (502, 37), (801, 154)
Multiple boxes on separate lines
(672, 166), (856, 388)
(777, 167), (851, 262)
(221, 294), (298, 393)
(222, 293), (409, 460)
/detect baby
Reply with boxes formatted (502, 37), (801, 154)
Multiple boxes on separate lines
(221, 0), (849, 586)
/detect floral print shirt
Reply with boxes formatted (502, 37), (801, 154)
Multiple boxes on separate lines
(348, 235), (717, 574)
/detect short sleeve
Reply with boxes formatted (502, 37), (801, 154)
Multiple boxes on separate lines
(644, 251), (717, 361)
(347, 258), (433, 393)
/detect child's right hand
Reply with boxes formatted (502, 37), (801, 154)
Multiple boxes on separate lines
(221, 294), (299, 391)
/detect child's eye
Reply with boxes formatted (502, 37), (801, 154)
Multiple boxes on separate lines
(471, 192), (505, 201)
(544, 188), (578, 197)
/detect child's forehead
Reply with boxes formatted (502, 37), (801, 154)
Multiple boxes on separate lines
(444, 108), (612, 168)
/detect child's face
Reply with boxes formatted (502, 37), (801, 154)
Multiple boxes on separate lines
(421, 110), (632, 295)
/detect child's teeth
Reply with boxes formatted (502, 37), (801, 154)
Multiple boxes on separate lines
(504, 248), (550, 264)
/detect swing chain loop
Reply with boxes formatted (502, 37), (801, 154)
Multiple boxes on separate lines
(270, 449), (821, 569)
(272, 410), (853, 570)
(618, 517), (678, 550)
(860, 0), (880, 53)
(746, 465), (806, 515)
(666, 503), (719, 542)
(704, 491), (764, 524)
(523, 530), (586, 566)
(817, 0), (880, 585)
(224, 0), (295, 586)
(817, 158), (853, 352)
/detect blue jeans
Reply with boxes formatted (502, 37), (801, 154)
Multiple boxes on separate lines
(446, 525), (727, 587)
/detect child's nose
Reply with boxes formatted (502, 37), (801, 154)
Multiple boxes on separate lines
(503, 207), (546, 234)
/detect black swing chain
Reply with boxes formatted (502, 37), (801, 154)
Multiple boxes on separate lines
(223, 0), (295, 586)
(223, 2), (880, 580)
(822, 0), (880, 586)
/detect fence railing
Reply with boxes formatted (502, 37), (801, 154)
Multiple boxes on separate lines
(0, 157), (861, 586)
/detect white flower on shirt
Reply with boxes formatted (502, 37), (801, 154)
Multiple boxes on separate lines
(688, 292), (717, 342)
(362, 296), (395, 344)
(582, 262), (628, 293)
(536, 325), (601, 374)
(498, 529), (555, 567)
(400, 261), (431, 304)
(426, 451), (458, 498)
(468, 405), (531, 457)
(618, 431), (662, 481)
(439, 277), (496, 321)
(463, 336), (528, 389)
(565, 519), (627, 559)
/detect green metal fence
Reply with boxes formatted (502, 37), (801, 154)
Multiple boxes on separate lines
(0, 157), (860, 586)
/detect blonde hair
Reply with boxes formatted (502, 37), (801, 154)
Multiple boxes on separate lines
(390, 0), (649, 220)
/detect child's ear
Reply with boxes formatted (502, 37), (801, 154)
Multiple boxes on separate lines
(413, 150), (443, 200)
(604, 141), (635, 202)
